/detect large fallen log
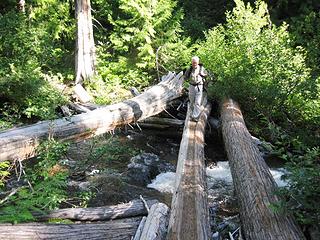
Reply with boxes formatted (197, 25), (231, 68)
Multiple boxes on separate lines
(167, 100), (211, 240)
(140, 203), (170, 240)
(0, 72), (184, 162)
(221, 99), (305, 240)
(140, 117), (184, 127)
(0, 216), (142, 240)
(32, 199), (157, 221)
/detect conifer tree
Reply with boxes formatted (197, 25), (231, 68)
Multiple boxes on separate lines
(108, 0), (189, 73)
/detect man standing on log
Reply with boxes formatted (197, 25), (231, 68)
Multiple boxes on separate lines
(184, 56), (208, 122)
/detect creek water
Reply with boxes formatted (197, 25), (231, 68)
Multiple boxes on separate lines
(65, 122), (287, 239)
(97, 126), (288, 238)
(121, 127), (287, 196)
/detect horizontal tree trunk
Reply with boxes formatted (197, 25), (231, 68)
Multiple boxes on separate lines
(140, 203), (170, 240)
(0, 72), (184, 162)
(167, 100), (211, 240)
(134, 117), (185, 130)
(68, 102), (92, 114)
(32, 199), (157, 221)
(0, 217), (142, 240)
(221, 98), (305, 240)
(140, 117), (184, 127)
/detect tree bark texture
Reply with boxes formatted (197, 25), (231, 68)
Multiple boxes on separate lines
(133, 216), (147, 240)
(140, 203), (169, 240)
(0, 217), (142, 240)
(32, 199), (157, 221)
(167, 101), (211, 240)
(74, 83), (93, 103)
(0, 72), (184, 162)
(221, 98), (305, 240)
(75, 0), (96, 84)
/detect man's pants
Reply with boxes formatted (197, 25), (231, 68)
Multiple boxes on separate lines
(189, 84), (203, 119)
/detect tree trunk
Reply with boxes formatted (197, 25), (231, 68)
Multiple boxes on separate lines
(74, 83), (93, 103)
(140, 117), (184, 127)
(0, 217), (141, 240)
(220, 98), (305, 240)
(32, 199), (157, 221)
(75, 0), (96, 84)
(0, 72), (184, 162)
(167, 100), (211, 240)
(140, 203), (170, 240)
(133, 216), (147, 240)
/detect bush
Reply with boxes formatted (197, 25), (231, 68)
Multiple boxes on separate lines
(0, 2), (73, 120)
(90, 0), (192, 97)
(197, 0), (319, 126)
(276, 147), (320, 227)
(0, 139), (69, 223)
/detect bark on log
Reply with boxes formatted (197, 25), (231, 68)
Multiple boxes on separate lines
(79, 102), (103, 110)
(68, 102), (92, 114)
(135, 123), (172, 130)
(140, 117), (184, 127)
(221, 99), (305, 240)
(60, 105), (72, 117)
(32, 199), (158, 221)
(74, 83), (93, 103)
(167, 101), (211, 240)
(0, 72), (184, 162)
(140, 203), (170, 240)
(133, 216), (147, 240)
(0, 217), (142, 240)
(135, 117), (185, 130)
(75, 0), (96, 84)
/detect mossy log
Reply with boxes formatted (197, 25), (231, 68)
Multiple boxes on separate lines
(167, 99), (211, 240)
(0, 72), (184, 162)
(221, 98), (305, 240)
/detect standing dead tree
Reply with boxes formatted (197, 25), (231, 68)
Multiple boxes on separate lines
(75, 0), (96, 85)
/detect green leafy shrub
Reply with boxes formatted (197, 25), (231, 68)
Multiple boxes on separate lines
(0, 1), (73, 120)
(89, 0), (192, 99)
(86, 135), (139, 170)
(197, 0), (318, 126)
(276, 147), (320, 226)
(0, 139), (69, 223)
(0, 161), (10, 188)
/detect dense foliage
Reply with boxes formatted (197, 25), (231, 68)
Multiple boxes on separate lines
(198, 0), (319, 228)
(0, 0), (74, 121)
(88, 0), (192, 104)
(0, 139), (69, 223)
(0, 0), (319, 232)
(198, 0), (319, 128)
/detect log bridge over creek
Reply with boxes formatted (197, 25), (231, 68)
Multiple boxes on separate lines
(0, 73), (305, 240)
